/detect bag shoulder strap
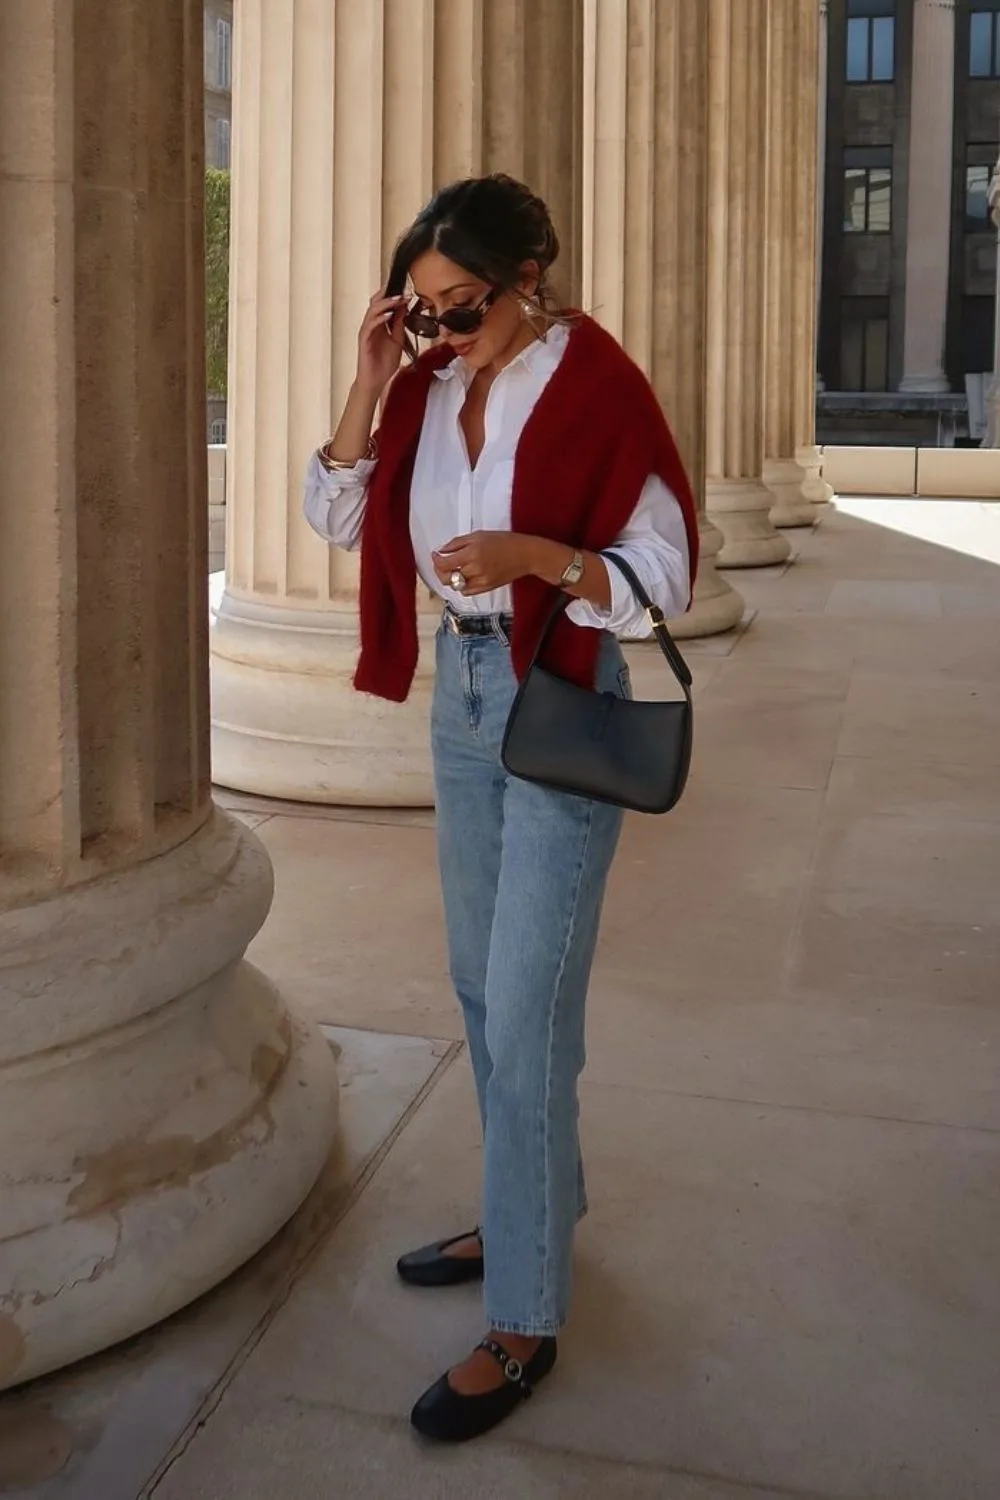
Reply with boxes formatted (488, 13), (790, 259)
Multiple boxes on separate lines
(523, 552), (694, 694)
(602, 552), (693, 690)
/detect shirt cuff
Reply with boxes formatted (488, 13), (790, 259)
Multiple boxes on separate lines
(307, 448), (376, 493)
(564, 556), (627, 631)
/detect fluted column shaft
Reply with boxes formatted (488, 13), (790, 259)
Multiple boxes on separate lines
(900, 0), (956, 393)
(705, 0), (791, 568)
(1, 6), (211, 900)
(986, 161), (1000, 447)
(763, 0), (817, 529)
(213, 0), (582, 805)
(816, 0), (829, 392)
(762, 0), (829, 520)
(580, 0), (744, 637)
(0, 0), (336, 1390)
(483, 0), (583, 304)
(792, 0), (833, 507)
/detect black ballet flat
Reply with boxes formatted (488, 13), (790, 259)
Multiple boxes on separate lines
(410, 1336), (558, 1443)
(396, 1227), (484, 1287)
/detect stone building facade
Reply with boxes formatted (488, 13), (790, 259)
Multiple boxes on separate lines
(204, 0), (234, 171)
(818, 0), (1000, 442)
(204, 0), (233, 444)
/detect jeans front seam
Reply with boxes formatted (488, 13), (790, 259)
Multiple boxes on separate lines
(536, 798), (595, 1330)
(470, 646), (482, 733)
(458, 639), (482, 736)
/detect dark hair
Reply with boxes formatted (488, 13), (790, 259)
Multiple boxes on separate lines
(386, 174), (563, 357)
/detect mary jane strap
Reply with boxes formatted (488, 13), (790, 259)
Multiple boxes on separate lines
(477, 1338), (534, 1397)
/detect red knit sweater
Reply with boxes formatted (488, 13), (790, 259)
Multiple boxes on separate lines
(354, 315), (699, 703)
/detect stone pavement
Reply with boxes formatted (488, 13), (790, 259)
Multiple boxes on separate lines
(2, 501), (999, 1499)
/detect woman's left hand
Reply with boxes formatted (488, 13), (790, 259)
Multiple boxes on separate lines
(433, 531), (541, 595)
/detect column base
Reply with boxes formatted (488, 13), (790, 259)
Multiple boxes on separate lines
(210, 584), (435, 806)
(763, 457), (818, 530)
(668, 515), (745, 638)
(796, 443), (835, 504)
(899, 373), (950, 395)
(0, 810), (339, 1391)
(707, 478), (792, 568)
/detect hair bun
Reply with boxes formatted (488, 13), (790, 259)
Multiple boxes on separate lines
(385, 172), (565, 342)
(481, 174), (559, 273)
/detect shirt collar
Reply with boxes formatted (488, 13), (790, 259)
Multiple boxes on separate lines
(433, 322), (570, 385)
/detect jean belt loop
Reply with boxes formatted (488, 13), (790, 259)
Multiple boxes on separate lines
(493, 614), (510, 647)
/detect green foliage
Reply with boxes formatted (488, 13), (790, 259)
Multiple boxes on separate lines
(205, 168), (230, 397)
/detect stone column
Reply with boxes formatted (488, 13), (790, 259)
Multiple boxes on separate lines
(793, 0), (834, 507)
(705, 0), (791, 567)
(816, 0), (829, 393)
(763, 0), (818, 529)
(483, 0), (584, 305)
(985, 160), (1000, 447)
(580, 0), (744, 636)
(211, 0), (583, 805)
(900, 0), (956, 393)
(0, 0), (337, 1390)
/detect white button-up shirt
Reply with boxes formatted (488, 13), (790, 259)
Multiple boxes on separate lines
(303, 323), (691, 638)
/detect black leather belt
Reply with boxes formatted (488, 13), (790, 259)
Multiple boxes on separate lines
(443, 605), (513, 639)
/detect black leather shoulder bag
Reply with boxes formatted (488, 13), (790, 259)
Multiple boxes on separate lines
(501, 553), (693, 814)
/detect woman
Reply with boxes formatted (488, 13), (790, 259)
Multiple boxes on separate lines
(304, 174), (698, 1442)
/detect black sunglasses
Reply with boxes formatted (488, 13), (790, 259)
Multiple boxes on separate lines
(404, 286), (499, 340)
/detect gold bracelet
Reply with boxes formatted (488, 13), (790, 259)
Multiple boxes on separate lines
(318, 435), (378, 473)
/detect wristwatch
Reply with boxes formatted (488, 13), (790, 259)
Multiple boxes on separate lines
(559, 549), (585, 587)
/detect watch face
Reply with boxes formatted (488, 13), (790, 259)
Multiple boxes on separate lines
(562, 553), (584, 585)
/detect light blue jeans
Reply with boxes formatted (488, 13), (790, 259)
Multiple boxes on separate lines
(431, 618), (628, 1336)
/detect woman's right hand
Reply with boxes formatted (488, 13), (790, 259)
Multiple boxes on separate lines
(356, 289), (408, 396)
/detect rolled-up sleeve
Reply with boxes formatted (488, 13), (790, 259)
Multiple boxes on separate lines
(302, 449), (377, 551)
(566, 473), (691, 637)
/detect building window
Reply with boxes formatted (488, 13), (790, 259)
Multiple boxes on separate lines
(841, 301), (890, 391)
(210, 418), (228, 445)
(843, 149), (893, 232)
(216, 18), (232, 90)
(966, 162), (994, 230)
(970, 10), (1000, 78)
(216, 117), (231, 170)
(846, 0), (895, 83)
